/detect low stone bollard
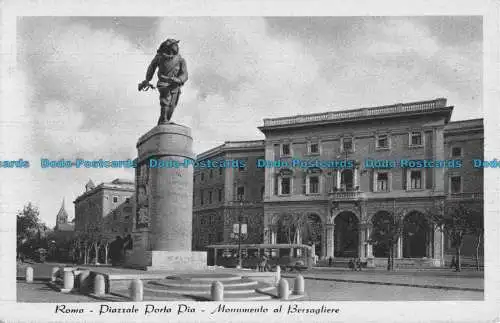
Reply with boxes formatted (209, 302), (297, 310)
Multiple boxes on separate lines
(50, 267), (59, 282)
(25, 267), (33, 283)
(63, 271), (74, 290)
(293, 275), (305, 295)
(211, 281), (224, 301)
(275, 265), (281, 285)
(79, 271), (90, 293)
(94, 274), (105, 296)
(278, 278), (289, 300)
(129, 279), (143, 301)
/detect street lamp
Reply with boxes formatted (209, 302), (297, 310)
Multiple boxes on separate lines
(231, 196), (247, 269)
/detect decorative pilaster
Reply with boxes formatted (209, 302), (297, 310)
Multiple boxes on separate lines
(396, 236), (402, 259)
(336, 169), (341, 190)
(354, 167), (359, 189)
(325, 224), (335, 258)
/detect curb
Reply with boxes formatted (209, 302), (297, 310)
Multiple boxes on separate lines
(281, 274), (484, 292)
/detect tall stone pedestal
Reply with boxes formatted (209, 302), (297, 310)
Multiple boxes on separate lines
(125, 123), (206, 271)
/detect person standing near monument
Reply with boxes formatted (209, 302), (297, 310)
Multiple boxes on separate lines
(138, 39), (188, 124)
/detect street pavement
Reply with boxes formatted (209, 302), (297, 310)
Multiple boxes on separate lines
(17, 261), (484, 302)
(281, 267), (484, 291)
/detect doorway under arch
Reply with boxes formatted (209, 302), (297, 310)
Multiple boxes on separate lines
(302, 213), (323, 256)
(334, 211), (359, 257)
(371, 211), (393, 258)
(403, 211), (432, 258)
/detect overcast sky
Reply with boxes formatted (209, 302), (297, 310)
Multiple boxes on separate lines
(11, 16), (482, 226)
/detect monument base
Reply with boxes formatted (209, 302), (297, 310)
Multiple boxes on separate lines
(125, 249), (207, 271)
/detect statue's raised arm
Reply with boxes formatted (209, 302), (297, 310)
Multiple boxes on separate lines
(138, 39), (188, 125)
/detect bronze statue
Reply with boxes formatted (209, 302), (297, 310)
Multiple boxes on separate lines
(139, 39), (188, 124)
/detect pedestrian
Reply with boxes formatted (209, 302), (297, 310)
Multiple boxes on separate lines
(348, 258), (355, 271)
(450, 256), (456, 270)
(356, 258), (362, 271)
(328, 256), (333, 267)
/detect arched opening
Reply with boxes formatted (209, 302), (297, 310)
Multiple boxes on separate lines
(302, 213), (323, 256)
(403, 211), (431, 258)
(334, 211), (359, 257)
(371, 211), (393, 258)
(341, 170), (354, 191)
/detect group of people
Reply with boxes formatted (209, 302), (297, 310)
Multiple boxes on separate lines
(109, 234), (133, 266)
(348, 258), (364, 271)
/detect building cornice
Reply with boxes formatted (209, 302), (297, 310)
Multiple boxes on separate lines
(259, 98), (452, 132)
(74, 180), (134, 203)
(444, 118), (484, 135)
(196, 140), (265, 161)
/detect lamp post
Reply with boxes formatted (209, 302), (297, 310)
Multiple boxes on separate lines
(231, 196), (247, 269)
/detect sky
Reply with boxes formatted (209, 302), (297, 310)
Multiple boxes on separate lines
(7, 16), (483, 226)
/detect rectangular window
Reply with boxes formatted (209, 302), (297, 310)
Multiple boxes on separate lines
(201, 173), (205, 181)
(377, 135), (389, 149)
(281, 177), (291, 195)
(219, 168), (223, 175)
(410, 132), (422, 146)
(261, 186), (265, 200)
(200, 190), (204, 205)
(209, 191), (213, 204)
(112, 196), (118, 203)
(218, 188), (223, 202)
(237, 186), (245, 200)
(343, 138), (353, 152)
(309, 176), (319, 194)
(217, 232), (224, 242)
(410, 171), (422, 189)
(309, 143), (319, 154)
(450, 176), (462, 193)
(451, 147), (462, 158)
(376, 172), (389, 192)
(210, 169), (213, 178)
(281, 143), (291, 156)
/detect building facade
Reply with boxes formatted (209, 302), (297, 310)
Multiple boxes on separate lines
(192, 141), (266, 250)
(192, 98), (483, 267)
(74, 178), (135, 238)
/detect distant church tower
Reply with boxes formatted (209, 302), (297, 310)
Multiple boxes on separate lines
(55, 198), (69, 230)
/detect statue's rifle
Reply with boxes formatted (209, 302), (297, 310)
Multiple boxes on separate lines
(138, 82), (156, 92)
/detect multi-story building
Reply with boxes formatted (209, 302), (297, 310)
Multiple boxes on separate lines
(192, 141), (266, 250)
(192, 98), (483, 267)
(74, 178), (135, 238)
(257, 98), (483, 266)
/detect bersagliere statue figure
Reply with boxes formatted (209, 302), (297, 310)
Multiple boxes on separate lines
(138, 39), (188, 125)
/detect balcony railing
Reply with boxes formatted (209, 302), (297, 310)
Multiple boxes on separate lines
(447, 192), (483, 200)
(329, 190), (364, 201)
(262, 98), (447, 127)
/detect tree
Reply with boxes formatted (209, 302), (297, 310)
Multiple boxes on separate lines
(83, 219), (105, 265)
(425, 200), (482, 272)
(370, 207), (406, 271)
(16, 203), (49, 259)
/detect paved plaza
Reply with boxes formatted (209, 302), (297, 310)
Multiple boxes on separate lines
(17, 262), (483, 302)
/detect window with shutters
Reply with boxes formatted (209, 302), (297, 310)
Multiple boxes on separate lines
(280, 177), (291, 195)
(410, 170), (423, 189)
(281, 143), (291, 157)
(451, 147), (463, 158)
(409, 131), (423, 147)
(376, 134), (390, 150)
(376, 172), (389, 192)
(341, 137), (354, 153)
(237, 186), (245, 200)
(308, 176), (320, 194)
(450, 176), (462, 193)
